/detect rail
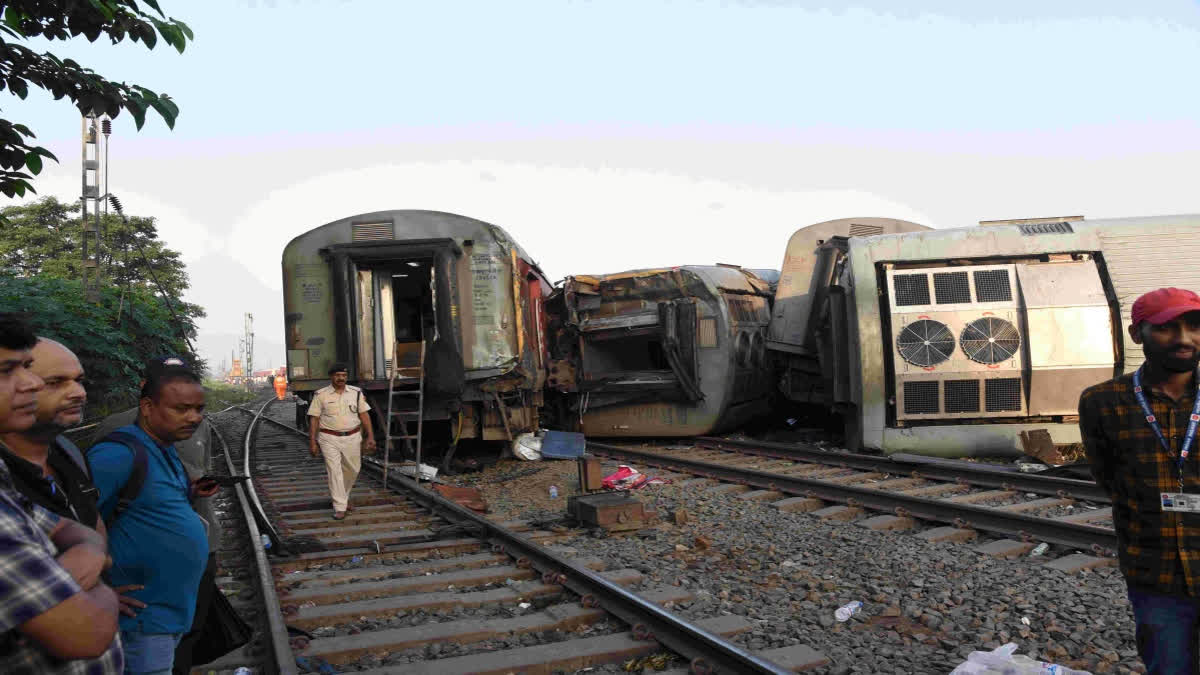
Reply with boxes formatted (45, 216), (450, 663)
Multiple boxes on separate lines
(590, 441), (1117, 554)
(209, 402), (297, 675)
(694, 436), (1109, 503)
(250, 411), (793, 674)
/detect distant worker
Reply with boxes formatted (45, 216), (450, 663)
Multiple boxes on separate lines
(273, 373), (287, 401)
(1080, 287), (1200, 675)
(0, 313), (123, 672)
(307, 363), (376, 520)
(88, 362), (215, 675)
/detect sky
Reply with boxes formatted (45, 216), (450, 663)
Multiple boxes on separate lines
(10, 0), (1200, 371)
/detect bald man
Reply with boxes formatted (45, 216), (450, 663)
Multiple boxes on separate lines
(0, 338), (102, 532)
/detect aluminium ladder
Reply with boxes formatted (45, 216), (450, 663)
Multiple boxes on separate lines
(384, 339), (426, 489)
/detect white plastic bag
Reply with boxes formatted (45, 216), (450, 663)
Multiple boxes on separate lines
(948, 643), (1092, 675)
(513, 433), (542, 461)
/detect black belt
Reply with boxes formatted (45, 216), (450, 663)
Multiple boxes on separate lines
(319, 426), (361, 437)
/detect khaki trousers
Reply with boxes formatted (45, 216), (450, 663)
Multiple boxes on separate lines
(318, 431), (361, 512)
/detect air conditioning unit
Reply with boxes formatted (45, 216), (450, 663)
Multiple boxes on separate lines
(887, 265), (1028, 420)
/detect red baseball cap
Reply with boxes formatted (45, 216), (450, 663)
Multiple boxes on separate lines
(1131, 288), (1200, 328)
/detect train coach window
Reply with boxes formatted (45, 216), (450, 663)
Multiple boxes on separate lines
(582, 334), (668, 375)
(698, 318), (718, 348)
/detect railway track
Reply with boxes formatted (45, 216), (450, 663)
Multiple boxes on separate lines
(213, 400), (834, 674)
(587, 438), (1117, 570)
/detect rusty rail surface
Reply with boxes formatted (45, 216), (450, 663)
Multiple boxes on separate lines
(210, 403), (297, 675)
(589, 441), (1117, 554)
(243, 408), (800, 674)
(694, 436), (1109, 504)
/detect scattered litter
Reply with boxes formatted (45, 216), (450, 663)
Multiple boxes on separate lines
(299, 601), (316, 608)
(1021, 616), (1031, 626)
(350, 555), (364, 564)
(505, 578), (518, 586)
(518, 602), (532, 609)
(514, 433), (543, 461)
(834, 601), (863, 622)
(950, 642), (1092, 674)
(395, 461), (438, 481)
(603, 465), (647, 490)
(549, 485), (559, 498)
(1029, 543), (1049, 557)
(781, 560), (795, 567)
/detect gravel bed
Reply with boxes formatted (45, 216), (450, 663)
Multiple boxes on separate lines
(531, 480), (1144, 674)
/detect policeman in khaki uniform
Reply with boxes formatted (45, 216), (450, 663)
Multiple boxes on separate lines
(307, 364), (376, 519)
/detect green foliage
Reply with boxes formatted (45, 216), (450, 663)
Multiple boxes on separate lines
(0, 196), (190, 297)
(0, 274), (202, 416)
(202, 380), (258, 411)
(0, 1), (192, 198)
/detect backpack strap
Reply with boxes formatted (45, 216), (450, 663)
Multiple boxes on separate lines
(91, 430), (150, 525)
(53, 435), (90, 479)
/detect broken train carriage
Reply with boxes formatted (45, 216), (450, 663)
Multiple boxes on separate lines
(545, 265), (775, 436)
(282, 210), (551, 469)
(770, 214), (1200, 457)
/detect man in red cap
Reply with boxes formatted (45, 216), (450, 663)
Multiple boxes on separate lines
(1080, 287), (1200, 674)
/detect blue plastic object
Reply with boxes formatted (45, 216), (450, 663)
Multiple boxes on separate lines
(540, 431), (586, 459)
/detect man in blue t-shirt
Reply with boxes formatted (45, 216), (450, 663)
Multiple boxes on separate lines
(88, 366), (213, 675)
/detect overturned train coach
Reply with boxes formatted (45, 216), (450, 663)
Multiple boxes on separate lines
(770, 215), (1200, 457)
(282, 210), (550, 458)
(546, 265), (775, 436)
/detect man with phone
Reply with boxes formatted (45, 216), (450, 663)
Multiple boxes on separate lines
(92, 357), (226, 674)
(88, 364), (212, 674)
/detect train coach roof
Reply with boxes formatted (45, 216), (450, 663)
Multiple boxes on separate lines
(283, 209), (542, 266)
(850, 213), (1200, 247)
(566, 264), (772, 295)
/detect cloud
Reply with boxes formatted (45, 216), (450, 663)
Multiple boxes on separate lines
(227, 160), (934, 289)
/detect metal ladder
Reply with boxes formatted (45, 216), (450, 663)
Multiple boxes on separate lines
(384, 339), (425, 488)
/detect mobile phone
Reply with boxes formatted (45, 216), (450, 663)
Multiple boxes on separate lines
(197, 475), (250, 488)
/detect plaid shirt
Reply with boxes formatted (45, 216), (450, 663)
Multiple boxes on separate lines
(0, 456), (122, 674)
(1080, 372), (1200, 596)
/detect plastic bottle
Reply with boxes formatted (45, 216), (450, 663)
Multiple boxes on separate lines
(549, 485), (558, 498)
(834, 601), (863, 622)
(260, 534), (271, 550)
(1030, 542), (1049, 556)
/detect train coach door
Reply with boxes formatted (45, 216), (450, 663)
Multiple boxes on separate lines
(660, 300), (702, 401)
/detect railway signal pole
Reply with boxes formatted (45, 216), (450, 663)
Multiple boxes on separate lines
(242, 313), (255, 390)
(80, 112), (110, 302)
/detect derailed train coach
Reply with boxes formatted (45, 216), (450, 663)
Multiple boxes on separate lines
(282, 210), (550, 457)
(546, 265), (775, 436)
(771, 214), (1200, 457)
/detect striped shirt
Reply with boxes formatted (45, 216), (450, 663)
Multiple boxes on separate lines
(1079, 371), (1200, 596)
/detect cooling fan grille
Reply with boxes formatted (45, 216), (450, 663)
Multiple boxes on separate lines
(896, 319), (955, 367)
(961, 317), (1021, 364)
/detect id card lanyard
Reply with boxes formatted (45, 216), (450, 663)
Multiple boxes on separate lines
(1132, 366), (1200, 492)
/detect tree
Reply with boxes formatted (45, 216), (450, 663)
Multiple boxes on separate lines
(0, 196), (205, 398)
(0, 196), (190, 298)
(0, 275), (202, 415)
(0, 1), (193, 198)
